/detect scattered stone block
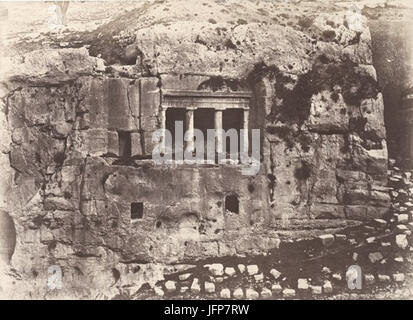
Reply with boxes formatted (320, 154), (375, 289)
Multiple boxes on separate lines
(393, 273), (405, 283)
(225, 267), (236, 277)
(261, 288), (272, 299)
(237, 264), (245, 274)
(165, 280), (176, 293)
(319, 234), (335, 247)
(254, 273), (264, 282)
(311, 286), (322, 295)
(378, 274), (391, 282)
(246, 288), (259, 300)
(322, 267), (331, 274)
(270, 268), (281, 280)
(368, 252), (384, 263)
(271, 284), (282, 295)
(215, 277), (224, 283)
(282, 288), (295, 298)
(366, 237), (376, 244)
(332, 273), (342, 281)
(154, 286), (164, 296)
(335, 234), (347, 241)
(349, 239), (357, 245)
(297, 278), (309, 291)
(323, 281), (333, 294)
(352, 252), (358, 261)
(220, 288), (231, 299)
(233, 288), (244, 299)
(178, 273), (191, 281)
(394, 256), (404, 263)
(173, 264), (196, 273)
(397, 214), (409, 223)
(396, 234), (408, 249)
(364, 274), (375, 285)
(180, 286), (188, 293)
(208, 263), (224, 276)
(374, 218), (387, 227)
(247, 265), (259, 275)
(190, 278), (201, 294)
(204, 281), (215, 294)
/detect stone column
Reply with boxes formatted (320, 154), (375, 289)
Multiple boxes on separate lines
(160, 108), (166, 154)
(185, 108), (195, 153)
(214, 110), (223, 157)
(242, 109), (249, 156)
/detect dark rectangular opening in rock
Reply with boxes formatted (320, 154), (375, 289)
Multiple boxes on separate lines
(194, 108), (215, 159)
(118, 131), (132, 158)
(225, 195), (239, 214)
(223, 109), (243, 157)
(131, 202), (144, 220)
(166, 108), (186, 158)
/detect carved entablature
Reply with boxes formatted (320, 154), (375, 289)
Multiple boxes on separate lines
(162, 90), (252, 110)
(158, 90), (253, 163)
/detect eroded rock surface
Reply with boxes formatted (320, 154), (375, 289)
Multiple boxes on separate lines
(0, 0), (400, 299)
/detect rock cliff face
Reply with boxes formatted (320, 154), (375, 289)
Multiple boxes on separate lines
(0, 0), (391, 298)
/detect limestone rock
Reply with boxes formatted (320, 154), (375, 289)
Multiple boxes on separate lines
(190, 278), (201, 294)
(282, 288), (296, 298)
(246, 288), (259, 300)
(178, 273), (191, 281)
(237, 264), (245, 274)
(220, 288), (231, 299)
(270, 268), (281, 280)
(260, 288), (272, 299)
(224, 267), (236, 277)
(164, 280), (176, 293)
(247, 265), (259, 276)
(319, 234), (335, 247)
(5, 48), (100, 84)
(368, 252), (384, 263)
(396, 234), (408, 250)
(397, 214), (409, 223)
(271, 284), (282, 295)
(154, 286), (164, 297)
(233, 288), (244, 299)
(297, 278), (309, 291)
(204, 281), (215, 294)
(393, 274), (405, 283)
(207, 263), (224, 276)
(378, 275), (391, 282)
(364, 274), (375, 285)
(311, 286), (322, 295)
(323, 281), (333, 294)
(254, 273), (264, 282)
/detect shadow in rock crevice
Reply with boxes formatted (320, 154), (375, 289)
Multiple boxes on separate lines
(0, 210), (16, 266)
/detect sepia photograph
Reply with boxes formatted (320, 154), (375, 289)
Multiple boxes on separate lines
(0, 0), (412, 305)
